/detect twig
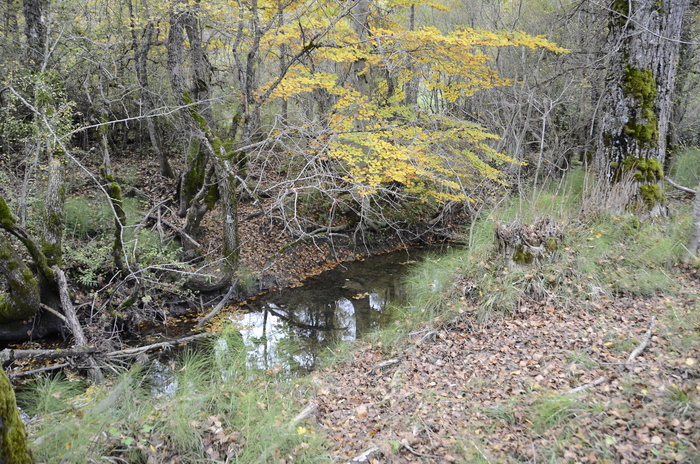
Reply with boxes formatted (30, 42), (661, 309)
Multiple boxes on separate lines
(1, 346), (99, 363)
(146, 214), (202, 249)
(194, 278), (239, 329)
(106, 333), (211, 358)
(289, 402), (318, 426)
(402, 442), (440, 459)
(473, 443), (492, 463)
(367, 358), (399, 375)
(420, 331), (437, 344)
(53, 266), (104, 383)
(2, 333), (210, 372)
(568, 376), (607, 394)
(627, 316), (656, 365)
(257, 402), (318, 462)
(39, 303), (67, 323)
(346, 446), (380, 463)
(8, 363), (70, 379)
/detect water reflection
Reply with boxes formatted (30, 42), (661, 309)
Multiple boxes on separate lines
(232, 247), (435, 373)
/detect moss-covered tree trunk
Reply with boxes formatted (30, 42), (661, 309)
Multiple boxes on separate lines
(0, 196), (62, 342)
(130, 11), (174, 179)
(596, 0), (690, 215)
(167, 3), (215, 246)
(0, 235), (41, 323)
(0, 369), (32, 464)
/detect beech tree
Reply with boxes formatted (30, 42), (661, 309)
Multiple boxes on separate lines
(595, 0), (690, 215)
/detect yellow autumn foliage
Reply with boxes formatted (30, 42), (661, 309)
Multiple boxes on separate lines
(251, 1), (566, 203)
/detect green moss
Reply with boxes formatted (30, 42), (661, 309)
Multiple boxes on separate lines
(0, 197), (17, 230)
(639, 183), (665, 206)
(100, 165), (114, 183)
(205, 183), (220, 210)
(621, 156), (664, 183)
(513, 246), (534, 265)
(611, 0), (630, 25)
(109, 182), (123, 203)
(41, 242), (62, 266)
(622, 66), (658, 148)
(612, 0), (628, 14)
(0, 370), (32, 464)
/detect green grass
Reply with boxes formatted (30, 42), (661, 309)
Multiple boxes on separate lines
(669, 148), (700, 189)
(396, 168), (693, 325)
(25, 327), (326, 463)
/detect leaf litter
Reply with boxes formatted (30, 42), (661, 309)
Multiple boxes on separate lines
(311, 272), (700, 463)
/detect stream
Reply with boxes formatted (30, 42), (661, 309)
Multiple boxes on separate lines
(229, 245), (445, 374)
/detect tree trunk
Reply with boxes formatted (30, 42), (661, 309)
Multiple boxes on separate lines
(403, 4), (418, 107)
(350, 0), (371, 101)
(22, 0), (46, 70)
(42, 149), (65, 267)
(0, 196), (63, 342)
(0, 369), (32, 464)
(0, 235), (41, 323)
(213, 159), (238, 271)
(131, 7), (174, 179)
(595, 0), (690, 215)
(167, 2), (215, 245)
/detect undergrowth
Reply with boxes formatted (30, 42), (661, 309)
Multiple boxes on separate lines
(21, 327), (325, 463)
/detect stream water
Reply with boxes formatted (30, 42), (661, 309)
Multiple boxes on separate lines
(230, 245), (444, 374)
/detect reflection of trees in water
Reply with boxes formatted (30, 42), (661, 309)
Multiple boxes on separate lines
(238, 247), (436, 372)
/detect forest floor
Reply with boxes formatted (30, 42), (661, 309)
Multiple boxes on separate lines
(310, 272), (700, 463)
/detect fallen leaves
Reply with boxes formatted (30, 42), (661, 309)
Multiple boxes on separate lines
(313, 289), (700, 463)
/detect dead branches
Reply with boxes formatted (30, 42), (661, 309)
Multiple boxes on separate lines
(2, 333), (211, 378)
(568, 316), (656, 395)
(626, 316), (656, 366)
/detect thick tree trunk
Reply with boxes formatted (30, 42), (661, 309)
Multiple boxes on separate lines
(0, 197), (63, 342)
(0, 235), (40, 323)
(213, 159), (239, 271)
(0, 369), (32, 464)
(167, 3), (215, 245)
(596, 0), (690, 215)
(403, 4), (418, 107)
(350, 0), (370, 100)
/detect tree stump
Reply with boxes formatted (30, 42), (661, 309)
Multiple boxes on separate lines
(494, 217), (563, 267)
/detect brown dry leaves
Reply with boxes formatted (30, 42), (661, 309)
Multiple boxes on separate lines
(313, 286), (700, 463)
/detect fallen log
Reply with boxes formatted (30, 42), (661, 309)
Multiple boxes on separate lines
(1, 333), (212, 372)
